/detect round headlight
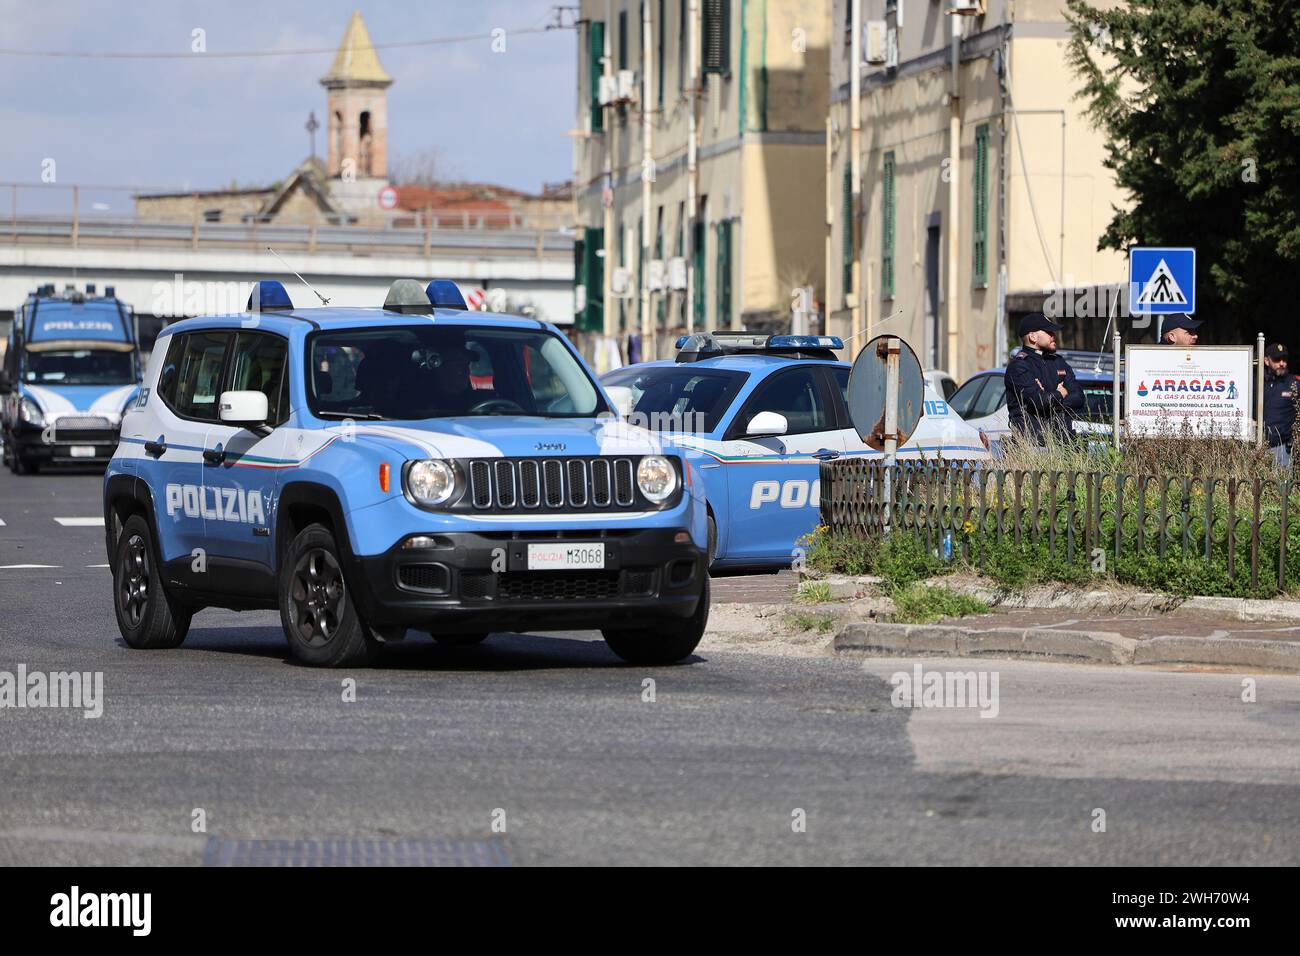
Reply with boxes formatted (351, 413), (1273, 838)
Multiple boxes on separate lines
(406, 459), (457, 506)
(19, 397), (44, 427)
(636, 455), (678, 504)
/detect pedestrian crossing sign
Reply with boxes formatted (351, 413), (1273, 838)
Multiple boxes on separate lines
(1129, 246), (1196, 315)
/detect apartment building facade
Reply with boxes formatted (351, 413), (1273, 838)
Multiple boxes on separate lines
(828, 0), (1127, 380)
(573, 0), (830, 360)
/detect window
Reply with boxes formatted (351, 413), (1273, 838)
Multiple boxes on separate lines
(702, 0), (729, 74)
(23, 349), (134, 386)
(657, 0), (665, 107)
(947, 375), (987, 419)
(679, 0), (688, 91)
(655, 205), (666, 324)
(618, 10), (628, 69)
(308, 326), (603, 420)
(156, 334), (185, 408)
(692, 213), (706, 326)
(227, 332), (288, 426)
(576, 227), (604, 332)
(842, 166), (853, 302)
(973, 123), (989, 287)
(589, 20), (605, 132)
(602, 366), (746, 434)
(882, 151), (896, 299)
(715, 219), (732, 327)
(733, 368), (831, 437)
(969, 374), (1007, 419)
(170, 331), (231, 422)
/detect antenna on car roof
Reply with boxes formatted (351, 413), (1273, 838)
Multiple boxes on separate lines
(266, 246), (330, 306)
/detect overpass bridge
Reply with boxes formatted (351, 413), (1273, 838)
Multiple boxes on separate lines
(0, 214), (576, 349)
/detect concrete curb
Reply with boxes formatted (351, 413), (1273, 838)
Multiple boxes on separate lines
(807, 573), (1300, 623)
(833, 621), (1300, 672)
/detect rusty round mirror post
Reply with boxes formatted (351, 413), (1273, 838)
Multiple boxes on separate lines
(847, 334), (924, 538)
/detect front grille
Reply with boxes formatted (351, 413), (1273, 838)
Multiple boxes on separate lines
(53, 415), (112, 430)
(463, 456), (646, 513)
(497, 571), (621, 601)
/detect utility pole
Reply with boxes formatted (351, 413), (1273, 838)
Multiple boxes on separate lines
(602, 0), (616, 343)
(849, 0), (862, 346)
(640, 0), (654, 358)
(685, 0), (699, 334)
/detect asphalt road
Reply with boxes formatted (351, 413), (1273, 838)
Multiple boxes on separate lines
(1, 464), (1298, 866)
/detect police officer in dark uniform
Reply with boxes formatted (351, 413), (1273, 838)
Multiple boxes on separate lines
(1262, 342), (1297, 468)
(1004, 313), (1085, 446)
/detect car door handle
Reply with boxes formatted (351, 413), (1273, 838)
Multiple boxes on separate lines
(144, 440), (166, 458)
(813, 449), (841, 461)
(202, 448), (226, 465)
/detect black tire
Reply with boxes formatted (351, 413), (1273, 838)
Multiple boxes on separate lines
(113, 514), (191, 649)
(278, 523), (379, 667)
(10, 449), (33, 475)
(602, 576), (709, 665)
(706, 512), (717, 568)
(430, 632), (490, 646)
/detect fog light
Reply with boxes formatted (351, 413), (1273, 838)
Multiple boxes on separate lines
(402, 535), (439, 549)
(674, 531), (690, 543)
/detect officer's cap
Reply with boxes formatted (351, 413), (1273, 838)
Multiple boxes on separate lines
(1160, 314), (1202, 334)
(1266, 343), (1289, 360)
(1017, 313), (1062, 338)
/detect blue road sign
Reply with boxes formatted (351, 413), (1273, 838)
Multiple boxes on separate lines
(1129, 246), (1196, 315)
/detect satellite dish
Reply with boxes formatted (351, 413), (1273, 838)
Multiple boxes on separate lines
(847, 335), (924, 451)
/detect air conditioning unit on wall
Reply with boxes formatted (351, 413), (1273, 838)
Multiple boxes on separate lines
(864, 21), (887, 65)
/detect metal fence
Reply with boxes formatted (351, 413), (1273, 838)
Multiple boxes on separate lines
(820, 459), (1297, 591)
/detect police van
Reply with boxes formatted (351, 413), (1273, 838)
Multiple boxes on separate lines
(1, 284), (141, 473)
(601, 332), (989, 569)
(103, 279), (708, 667)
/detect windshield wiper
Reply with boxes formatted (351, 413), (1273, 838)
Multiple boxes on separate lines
(316, 410), (388, 421)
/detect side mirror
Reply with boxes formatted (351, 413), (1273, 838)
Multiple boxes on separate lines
(604, 385), (635, 419)
(219, 390), (269, 430)
(746, 411), (788, 437)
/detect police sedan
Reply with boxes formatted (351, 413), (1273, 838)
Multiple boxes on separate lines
(601, 333), (989, 570)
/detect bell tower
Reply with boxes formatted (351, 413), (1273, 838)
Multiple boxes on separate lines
(320, 10), (393, 181)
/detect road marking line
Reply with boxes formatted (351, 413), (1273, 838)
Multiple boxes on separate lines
(86, 563), (110, 568)
(0, 564), (61, 569)
(0, 518), (6, 526)
(54, 517), (104, 527)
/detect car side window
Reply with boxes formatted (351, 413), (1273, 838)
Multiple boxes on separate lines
(733, 367), (830, 437)
(227, 332), (288, 426)
(970, 374), (1007, 418)
(947, 376), (986, 419)
(155, 334), (186, 408)
(171, 331), (231, 422)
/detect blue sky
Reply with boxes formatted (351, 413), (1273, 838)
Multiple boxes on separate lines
(0, 0), (576, 210)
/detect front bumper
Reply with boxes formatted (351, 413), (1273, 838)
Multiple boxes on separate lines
(345, 526), (706, 633)
(7, 422), (119, 465)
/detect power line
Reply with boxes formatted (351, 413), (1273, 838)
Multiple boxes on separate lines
(0, 24), (561, 60)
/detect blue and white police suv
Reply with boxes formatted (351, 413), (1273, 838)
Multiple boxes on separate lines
(102, 279), (709, 667)
(2, 284), (141, 473)
(601, 332), (989, 570)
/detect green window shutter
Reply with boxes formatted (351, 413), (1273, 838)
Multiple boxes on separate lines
(589, 21), (605, 132)
(693, 219), (706, 326)
(716, 220), (732, 326)
(577, 228), (605, 332)
(618, 10), (628, 68)
(842, 166), (853, 302)
(657, 0), (666, 108)
(973, 124), (989, 288)
(882, 152), (896, 299)
(702, 0), (730, 75)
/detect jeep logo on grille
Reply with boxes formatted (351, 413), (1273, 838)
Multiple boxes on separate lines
(535, 442), (566, 452)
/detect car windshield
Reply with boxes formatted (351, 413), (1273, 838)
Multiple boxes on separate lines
(601, 365), (746, 434)
(309, 325), (604, 420)
(23, 348), (134, 386)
